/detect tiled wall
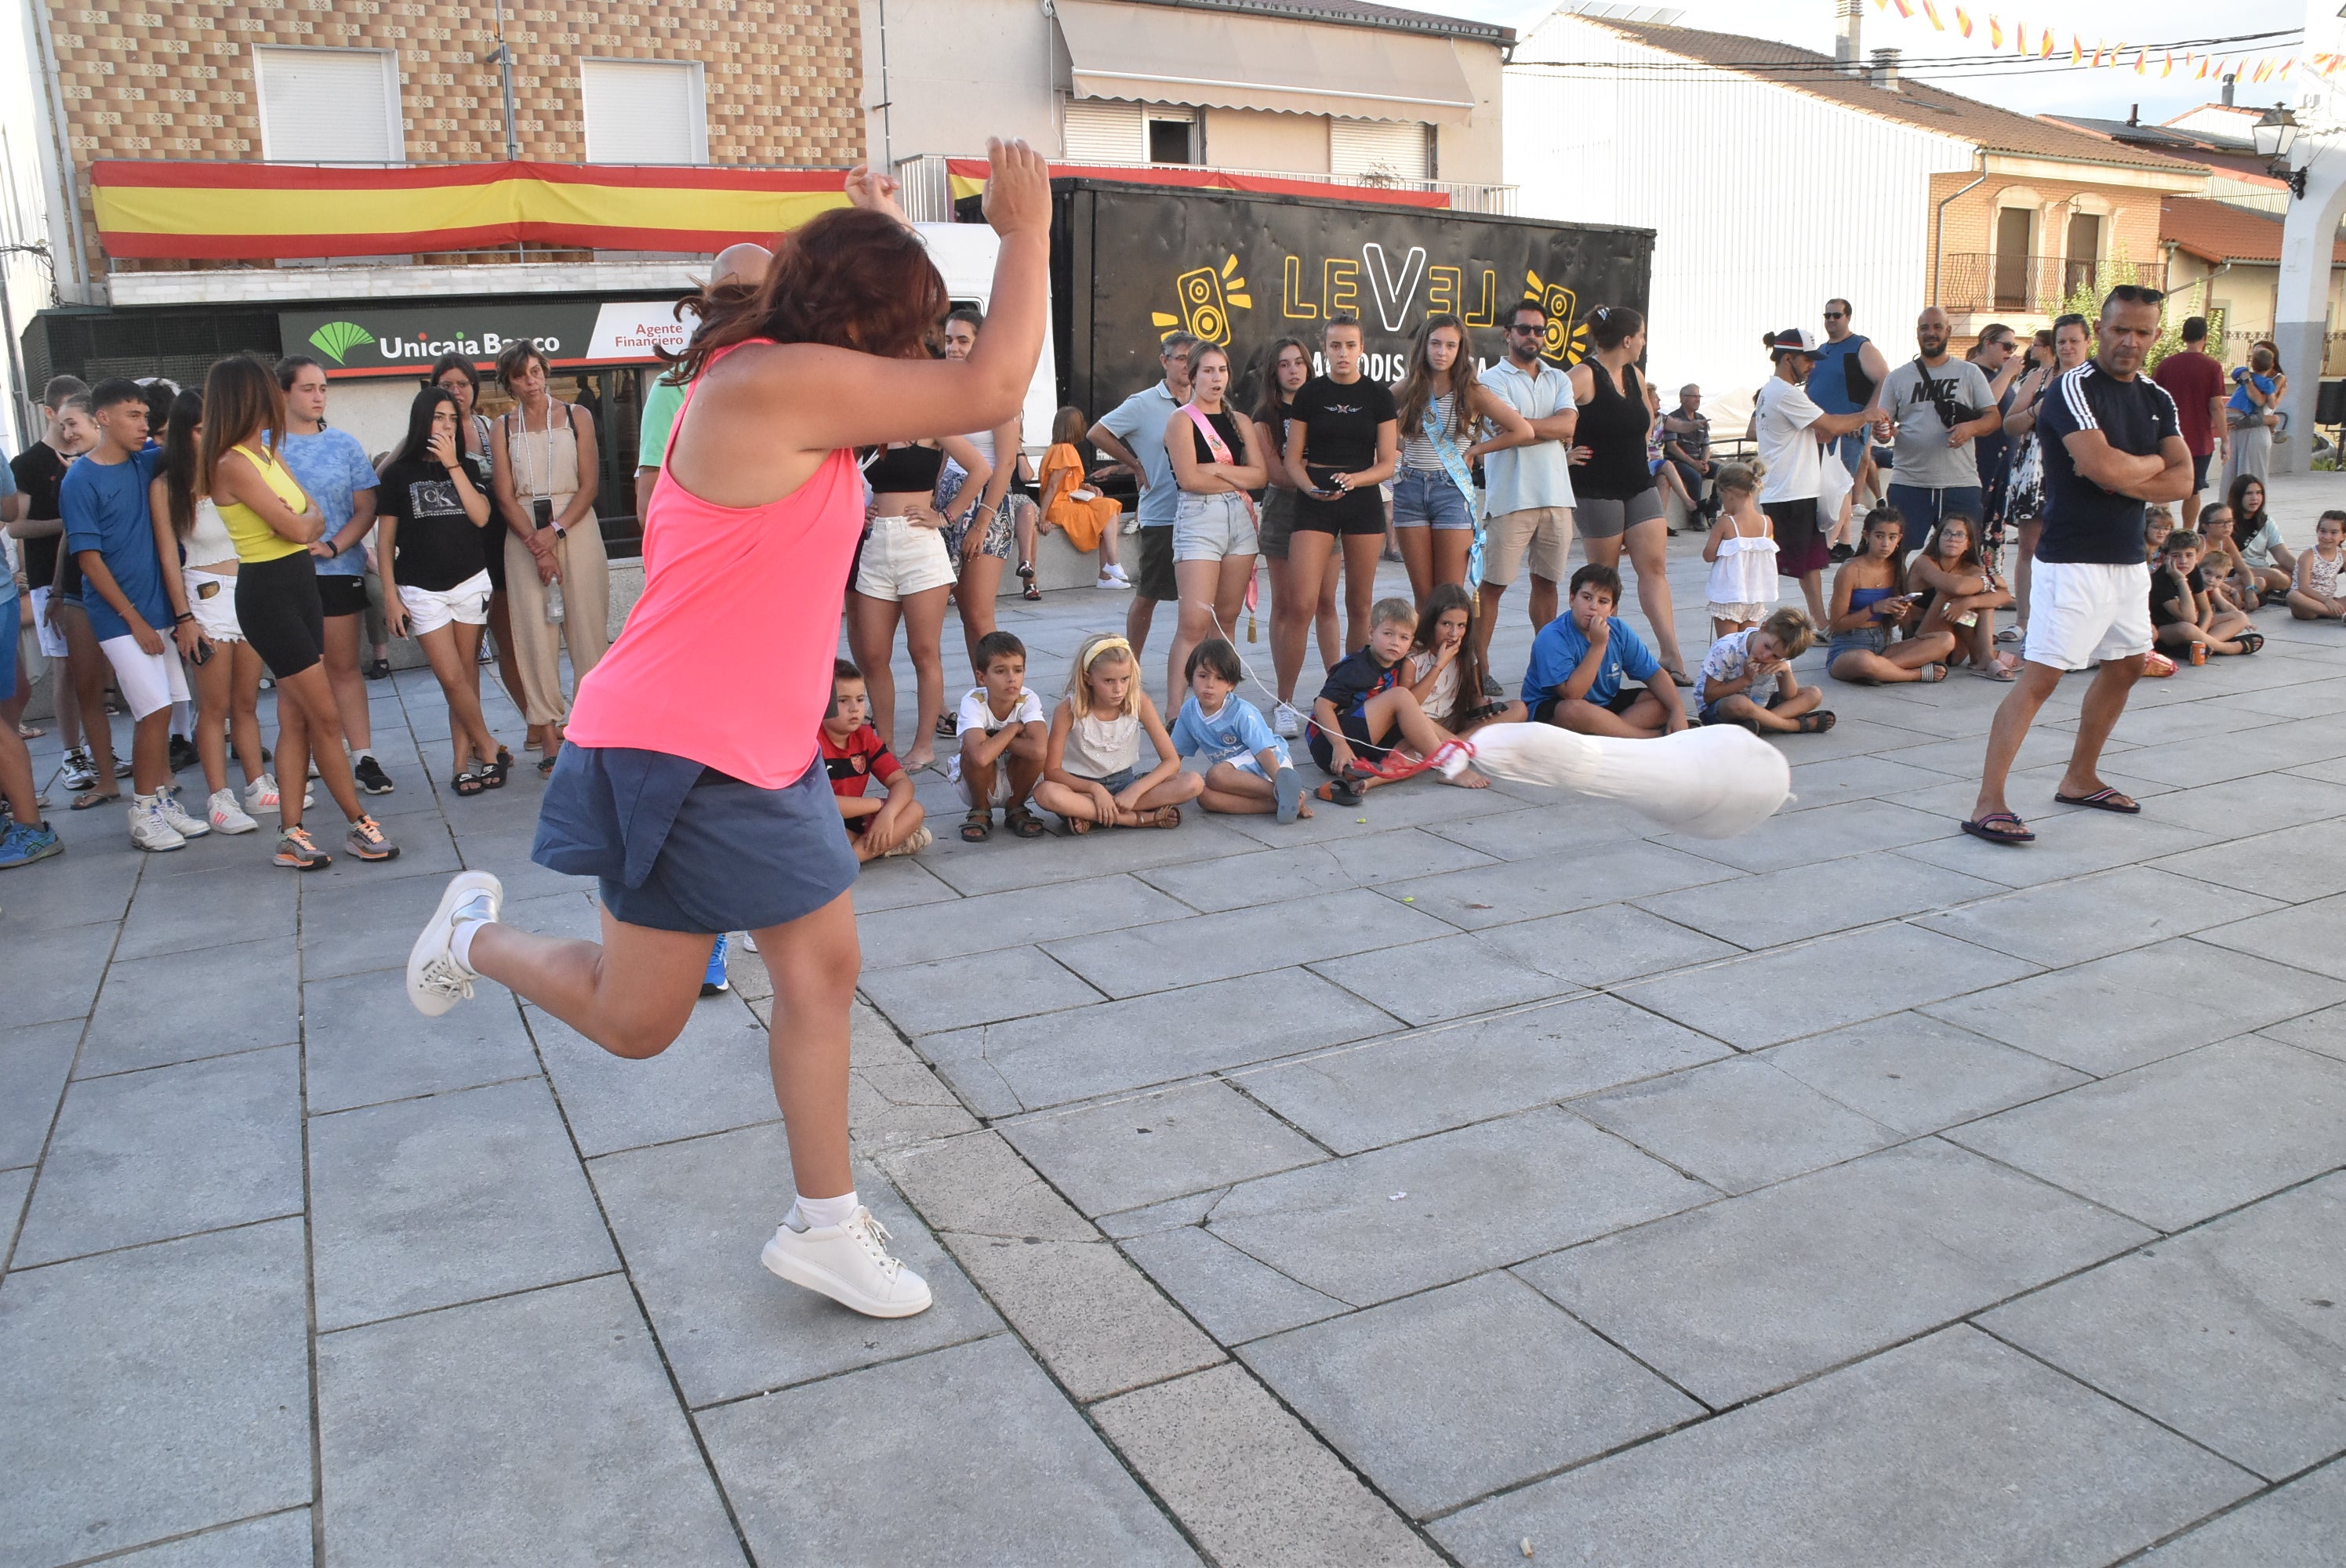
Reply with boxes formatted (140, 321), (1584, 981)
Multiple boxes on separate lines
(45, 1), (864, 269)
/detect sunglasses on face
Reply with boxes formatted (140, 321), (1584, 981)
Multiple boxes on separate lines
(1505, 323), (1544, 335)
(1823, 311), (1847, 320)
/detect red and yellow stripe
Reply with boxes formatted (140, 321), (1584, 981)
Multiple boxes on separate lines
(90, 161), (849, 260)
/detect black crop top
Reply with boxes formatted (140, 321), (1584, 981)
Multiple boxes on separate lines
(1186, 409), (1243, 463)
(860, 442), (946, 493)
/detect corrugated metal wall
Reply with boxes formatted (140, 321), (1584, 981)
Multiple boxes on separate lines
(1506, 18), (1975, 430)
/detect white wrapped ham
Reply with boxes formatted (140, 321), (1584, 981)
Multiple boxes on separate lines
(1439, 723), (1791, 839)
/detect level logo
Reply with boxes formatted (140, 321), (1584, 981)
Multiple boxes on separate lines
(308, 321), (372, 365)
(1153, 254), (1251, 347)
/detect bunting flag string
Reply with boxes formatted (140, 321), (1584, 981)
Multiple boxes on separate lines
(1860, 6), (2316, 86)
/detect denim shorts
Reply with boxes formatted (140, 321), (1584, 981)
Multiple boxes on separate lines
(1828, 626), (1890, 662)
(534, 745), (858, 935)
(1392, 466), (1475, 530)
(1172, 490), (1259, 561)
(1073, 766), (1139, 794)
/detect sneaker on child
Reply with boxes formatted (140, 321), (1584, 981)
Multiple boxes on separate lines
(1273, 701), (1301, 738)
(761, 1207), (934, 1318)
(702, 933), (732, 996)
(343, 815), (400, 862)
(208, 788), (260, 835)
(353, 754), (395, 795)
(407, 869), (504, 1016)
(154, 784), (211, 840)
(129, 796), (187, 852)
(0, 821), (64, 869)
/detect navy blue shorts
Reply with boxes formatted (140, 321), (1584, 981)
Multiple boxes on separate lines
(533, 745), (858, 935)
(0, 593), (17, 697)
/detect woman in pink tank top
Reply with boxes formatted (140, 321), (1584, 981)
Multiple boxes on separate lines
(402, 143), (1052, 1321)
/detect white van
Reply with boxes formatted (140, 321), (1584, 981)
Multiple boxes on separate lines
(916, 222), (1059, 462)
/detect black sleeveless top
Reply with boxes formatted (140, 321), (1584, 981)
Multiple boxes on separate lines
(1577, 358), (1657, 501)
(1186, 409), (1242, 464)
(860, 443), (946, 493)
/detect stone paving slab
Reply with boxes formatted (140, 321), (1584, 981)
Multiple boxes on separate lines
(1980, 1172), (2346, 1482)
(1519, 1137), (2152, 1408)
(1119, 1223), (1350, 1345)
(103, 1511), (313, 1568)
(531, 994), (785, 1158)
(82, 936), (300, 1076)
(1429, 1327), (2257, 1566)
(1760, 1011), (2090, 1134)
(1570, 1054), (1902, 1195)
(0, 1220), (312, 1568)
(316, 1275), (744, 1567)
(0, 1020), (78, 1171)
(2137, 1457), (2346, 1566)
(702, 1336), (1200, 1566)
(998, 1078), (1326, 1218)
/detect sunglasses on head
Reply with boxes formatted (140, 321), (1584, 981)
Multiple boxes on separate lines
(2107, 285), (2166, 304)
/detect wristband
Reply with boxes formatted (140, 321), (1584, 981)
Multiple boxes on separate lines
(173, 612), (194, 624)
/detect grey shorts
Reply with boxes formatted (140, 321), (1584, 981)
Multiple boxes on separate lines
(1576, 488), (1665, 540)
(1256, 487), (1298, 561)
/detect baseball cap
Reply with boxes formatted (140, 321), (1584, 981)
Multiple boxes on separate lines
(1767, 328), (1823, 358)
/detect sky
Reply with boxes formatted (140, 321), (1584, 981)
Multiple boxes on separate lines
(1454, 0), (2309, 125)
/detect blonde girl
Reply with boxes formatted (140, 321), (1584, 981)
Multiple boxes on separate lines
(1031, 632), (1202, 831)
(1700, 462), (1776, 640)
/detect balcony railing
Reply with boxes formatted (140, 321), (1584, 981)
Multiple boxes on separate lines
(1935, 252), (2166, 317)
(891, 152), (1516, 223)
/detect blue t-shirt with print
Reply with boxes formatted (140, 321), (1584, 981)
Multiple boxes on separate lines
(279, 427), (379, 578)
(1520, 612), (1660, 707)
(1171, 692), (1289, 768)
(60, 446), (167, 643)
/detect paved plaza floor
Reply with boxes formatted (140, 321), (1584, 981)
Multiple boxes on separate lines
(5, 475), (2345, 1566)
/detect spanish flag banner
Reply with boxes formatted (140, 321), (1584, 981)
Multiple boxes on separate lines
(89, 161), (851, 261)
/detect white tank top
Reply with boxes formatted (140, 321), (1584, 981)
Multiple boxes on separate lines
(183, 497), (238, 570)
(1060, 708), (1141, 779)
(961, 427), (997, 469)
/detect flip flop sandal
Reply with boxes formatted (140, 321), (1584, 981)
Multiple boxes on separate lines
(1921, 663), (1950, 683)
(1667, 668), (1696, 688)
(1062, 813), (1094, 835)
(1143, 805), (1182, 829)
(961, 808), (993, 843)
(16, 724), (45, 739)
(1960, 811), (2036, 845)
(485, 749), (512, 788)
(452, 770), (488, 797)
(1972, 664), (2016, 681)
(1023, 583), (1042, 601)
(1316, 779), (1363, 808)
(536, 752), (560, 775)
(2054, 786), (2141, 815)
(1797, 712), (1837, 733)
(1004, 804), (1048, 839)
(363, 658), (392, 680)
(70, 789), (122, 811)
(2234, 632), (2264, 655)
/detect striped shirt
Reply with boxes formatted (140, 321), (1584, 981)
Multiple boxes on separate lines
(2034, 360), (2181, 567)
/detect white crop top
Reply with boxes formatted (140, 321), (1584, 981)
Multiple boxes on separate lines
(182, 497), (238, 570)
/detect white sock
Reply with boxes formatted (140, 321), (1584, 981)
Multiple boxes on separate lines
(448, 893), (498, 971)
(355, 748), (376, 764)
(788, 1191), (859, 1231)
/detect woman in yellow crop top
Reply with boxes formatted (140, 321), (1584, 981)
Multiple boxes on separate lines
(200, 354), (399, 871)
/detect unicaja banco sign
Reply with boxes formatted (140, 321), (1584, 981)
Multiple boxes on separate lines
(278, 301), (692, 379)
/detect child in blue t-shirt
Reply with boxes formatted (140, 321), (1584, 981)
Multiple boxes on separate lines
(1521, 564), (1688, 738)
(1171, 638), (1308, 824)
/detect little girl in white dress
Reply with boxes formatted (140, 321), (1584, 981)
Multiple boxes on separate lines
(1701, 463), (1778, 640)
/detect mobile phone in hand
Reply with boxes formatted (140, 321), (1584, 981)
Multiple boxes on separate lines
(190, 636), (214, 666)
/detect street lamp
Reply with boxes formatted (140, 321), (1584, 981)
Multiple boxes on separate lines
(2254, 107), (2308, 198)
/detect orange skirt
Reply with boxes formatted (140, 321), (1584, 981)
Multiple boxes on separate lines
(1047, 494), (1121, 554)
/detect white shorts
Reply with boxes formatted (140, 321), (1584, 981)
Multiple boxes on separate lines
(855, 516), (956, 602)
(398, 569), (492, 636)
(1172, 490), (1260, 562)
(28, 586), (68, 659)
(2023, 558), (2152, 672)
(949, 757), (1016, 808)
(183, 567), (244, 644)
(98, 633), (192, 720)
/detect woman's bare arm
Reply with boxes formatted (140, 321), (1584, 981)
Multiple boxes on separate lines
(215, 450), (321, 544)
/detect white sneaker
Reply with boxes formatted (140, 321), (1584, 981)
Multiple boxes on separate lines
(761, 1208), (933, 1318)
(1106, 564), (1131, 585)
(880, 825), (934, 858)
(208, 787), (260, 835)
(245, 774), (281, 814)
(1120, 516), (1140, 535)
(154, 784), (211, 839)
(129, 796), (187, 852)
(406, 869), (504, 1017)
(1273, 701), (1302, 738)
(1095, 571), (1123, 589)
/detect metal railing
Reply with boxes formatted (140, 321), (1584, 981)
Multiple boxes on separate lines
(1935, 252), (2166, 316)
(891, 153), (1516, 223)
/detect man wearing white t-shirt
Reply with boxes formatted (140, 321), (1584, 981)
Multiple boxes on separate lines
(1754, 329), (1877, 622)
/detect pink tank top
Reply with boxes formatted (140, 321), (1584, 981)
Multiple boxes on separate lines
(563, 339), (862, 788)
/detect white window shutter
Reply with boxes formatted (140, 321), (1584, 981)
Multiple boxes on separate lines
(255, 48), (401, 162)
(1062, 99), (1143, 163)
(1330, 118), (1429, 181)
(582, 60), (707, 165)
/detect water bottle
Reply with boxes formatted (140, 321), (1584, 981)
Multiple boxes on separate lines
(546, 580), (565, 626)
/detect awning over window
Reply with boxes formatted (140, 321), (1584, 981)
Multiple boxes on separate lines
(89, 161), (846, 260)
(1052, 0), (1478, 126)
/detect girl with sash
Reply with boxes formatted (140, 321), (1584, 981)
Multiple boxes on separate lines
(1163, 342), (1267, 706)
(1389, 314), (1531, 608)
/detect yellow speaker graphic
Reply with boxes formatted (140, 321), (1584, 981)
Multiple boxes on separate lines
(1152, 254), (1252, 347)
(1524, 270), (1588, 366)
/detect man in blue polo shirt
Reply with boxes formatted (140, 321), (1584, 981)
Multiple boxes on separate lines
(1966, 286), (2190, 845)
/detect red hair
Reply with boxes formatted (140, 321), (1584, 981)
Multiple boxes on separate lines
(666, 208), (950, 383)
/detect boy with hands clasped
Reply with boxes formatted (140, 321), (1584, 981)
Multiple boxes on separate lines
(1522, 564), (1687, 739)
(820, 659), (930, 859)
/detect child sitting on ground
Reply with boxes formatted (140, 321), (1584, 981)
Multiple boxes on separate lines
(2142, 506), (2175, 561)
(1032, 631), (1200, 831)
(2194, 507), (2264, 613)
(2289, 509), (2346, 622)
(1170, 637), (1308, 822)
(1311, 597), (1485, 807)
(1700, 463), (1777, 641)
(951, 630), (1048, 840)
(1405, 583), (1509, 733)
(820, 659), (932, 860)
(1906, 514), (2017, 681)
(1698, 608), (1833, 734)
(2226, 484), (2296, 604)
(1037, 406), (1128, 589)
(1521, 564), (1689, 737)
(1826, 504), (1953, 685)
(2152, 529), (2262, 659)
